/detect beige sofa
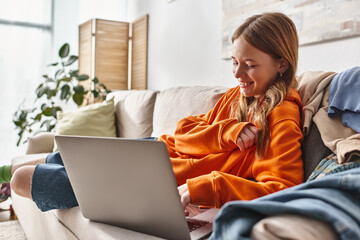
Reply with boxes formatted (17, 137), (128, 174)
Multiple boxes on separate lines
(12, 78), (342, 239)
(11, 86), (228, 240)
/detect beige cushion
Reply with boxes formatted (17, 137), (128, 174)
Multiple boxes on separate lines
(52, 207), (163, 239)
(54, 99), (116, 151)
(251, 214), (337, 240)
(26, 132), (55, 154)
(108, 90), (158, 138)
(151, 86), (228, 137)
(12, 192), (161, 240)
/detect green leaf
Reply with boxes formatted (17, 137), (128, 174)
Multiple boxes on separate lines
(59, 77), (72, 82)
(51, 107), (61, 118)
(42, 108), (53, 117)
(55, 69), (65, 79)
(47, 62), (58, 67)
(40, 119), (51, 128)
(59, 43), (70, 58)
(93, 77), (99, 84)
(53, 107), (62, 119)
(72, 93), (84, 106)
(60, 85), (70, 100)
(34, 113), (42, 121)
(13, 120), (21, 127)
(41, 104), (47, 111)
(69, 70), (79, 77)
(36, 83), (44, 91)
(49, 124), (56, 132)
(46, 89), (57, 99)
(100, 83), (110, 91)
(19, 111), (27, 121)
(73, 85), (85, 94)
(92, 90), (99, 98)
(77, 74), (89, 81)
(65, 55), (78, 66)
(37, 86), (49, 98)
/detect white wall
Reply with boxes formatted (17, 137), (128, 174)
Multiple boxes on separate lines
(52, 0), (80, 59)
(127, 0), (234, 90)
(52, 0), (360, 90)
(127, 0), (360, 91)
(52, 0), (127, 61)
(298, 37), (360, 73)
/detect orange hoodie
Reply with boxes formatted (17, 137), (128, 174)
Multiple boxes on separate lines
(158, 86), (303, 208)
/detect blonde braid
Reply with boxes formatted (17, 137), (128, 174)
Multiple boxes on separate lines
(230, 79), (288, 159)
(252, 79), (287, 158)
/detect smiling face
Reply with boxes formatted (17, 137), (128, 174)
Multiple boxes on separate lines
(232, 37), (283, 98)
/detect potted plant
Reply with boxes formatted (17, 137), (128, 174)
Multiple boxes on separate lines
(13, 43), (110, 146)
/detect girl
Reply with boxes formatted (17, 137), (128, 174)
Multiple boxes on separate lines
(1, 12), (303, 211)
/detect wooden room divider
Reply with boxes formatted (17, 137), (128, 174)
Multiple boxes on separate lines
(78, 15), (148, 91)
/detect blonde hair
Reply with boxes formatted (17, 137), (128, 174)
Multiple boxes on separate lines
(230, 12), (299, 158)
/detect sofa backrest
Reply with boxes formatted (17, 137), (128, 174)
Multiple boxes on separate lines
(108, 86), (228, 139)
(108, 90), (158, 138)
(151, 86), (228, 137)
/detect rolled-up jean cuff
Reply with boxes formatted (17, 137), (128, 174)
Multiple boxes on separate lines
(31, 163), (78, 212)
(46, 151), (64, 165)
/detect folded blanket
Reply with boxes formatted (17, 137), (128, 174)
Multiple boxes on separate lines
(210, 168), (360, 240)
(296, 71), (336, 135)
(314, 105), (360, 163)
(328, 66), (360, 133)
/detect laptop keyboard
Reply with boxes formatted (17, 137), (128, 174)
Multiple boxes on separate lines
(186, 218), (210, 232)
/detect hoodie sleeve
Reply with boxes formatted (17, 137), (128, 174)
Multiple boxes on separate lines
(170, 87), (253, 156)
(173, 116), (253, 156)
(187, 99), (304, 208)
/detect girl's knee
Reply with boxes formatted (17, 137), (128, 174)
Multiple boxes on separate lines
(10, 165), (36, 199)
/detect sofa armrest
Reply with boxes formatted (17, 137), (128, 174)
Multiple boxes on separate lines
(26, 132), (55, 154)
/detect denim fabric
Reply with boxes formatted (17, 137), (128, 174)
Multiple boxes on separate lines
(210, 167), (360, 240)
(328, 66), (360, 132)
(31, 152), (78, 211)
(308, 154), (360, 181)
(31, 137), (158, 212)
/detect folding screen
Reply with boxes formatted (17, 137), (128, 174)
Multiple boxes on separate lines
(131, 15), (148, 90)
(79, 15), (148, 90)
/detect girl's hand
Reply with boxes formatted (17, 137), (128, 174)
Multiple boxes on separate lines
(237, 125), (259, 151)
(178, 183), (191, 215)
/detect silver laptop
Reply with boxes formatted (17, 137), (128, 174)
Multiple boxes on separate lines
(55, 135), (219, 240)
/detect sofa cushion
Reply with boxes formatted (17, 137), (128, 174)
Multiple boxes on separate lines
(53, 98), (117, 151)
(11, 193), (161, 240)
(51, 207), (162, 240)
(26, 132), (55, 154)
(151, 86), (228, 137)
(107, 90), (158, 138)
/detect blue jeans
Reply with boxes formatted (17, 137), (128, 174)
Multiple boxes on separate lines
(210, 167), (360, 240)
(31, 137), (158, 212)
